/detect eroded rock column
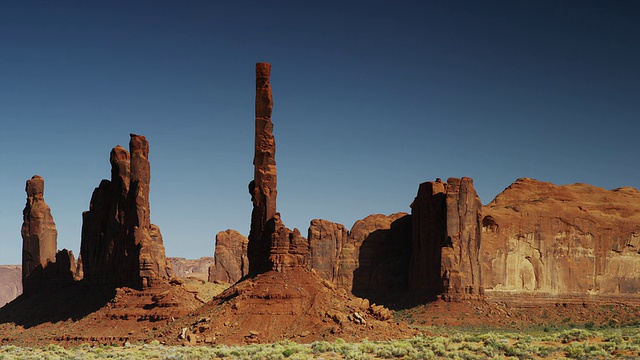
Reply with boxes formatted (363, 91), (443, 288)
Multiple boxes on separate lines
(21, 175), (58, 293)
(442, 177), (483, 301)
(248, 62), (278, 274)
(247, 63), (308, 274)
(409, 177), (483, 301)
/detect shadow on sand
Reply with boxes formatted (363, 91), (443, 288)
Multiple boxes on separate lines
(0, 283), (115, 329)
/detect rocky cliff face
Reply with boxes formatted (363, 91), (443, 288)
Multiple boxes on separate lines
(481, 178), (640, 296)
(409, 177), (483, 301)
(0, 266), (22, 307)
(247, 63), (308, 274)
(80, 134), (172, 289)
(208, 230), (248, 283)
(307, 213), (412, 305)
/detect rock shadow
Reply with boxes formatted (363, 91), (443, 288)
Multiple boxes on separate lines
(0, 282), (115, 329)
(351, 214), (426, 310)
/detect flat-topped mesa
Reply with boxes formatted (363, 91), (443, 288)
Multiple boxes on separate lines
(80, 134), (172, 289)
(21, 175), (58, 293)
(409, 177), (483, 301)
(248, 62), (309, 274)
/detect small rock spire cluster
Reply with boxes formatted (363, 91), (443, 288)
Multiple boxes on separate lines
(80, 134), (172, 289)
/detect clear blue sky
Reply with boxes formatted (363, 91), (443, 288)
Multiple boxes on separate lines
(1, 1), (639, 265)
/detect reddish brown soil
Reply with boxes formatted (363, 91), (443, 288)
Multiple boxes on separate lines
(0, 280), (204, 347)
(1, 274), (639, 348)
(396, 295), (640, 332)
(164, 268), (417, 345)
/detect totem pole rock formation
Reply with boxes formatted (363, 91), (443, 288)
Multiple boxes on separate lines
(247, 62), (309, 274)
(21, 175), (58, 293)
(208, 229), (249, 283)
(481, 178), (640, 295)
(80, 134), (172, 289)
(409, 177), (483, 301)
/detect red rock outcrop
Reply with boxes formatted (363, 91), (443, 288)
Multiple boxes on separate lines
(208, 230), (248, 283)
(308, 219), (348, 282)
(481, 178), (640, 296)
(80, 134), (172, 289)
(21, 176), (77, 293)
(409, 177), (483, 301)
(21, 175), (58, 293)
(307, 213), (412, 305)
(247, 63), (308, 274)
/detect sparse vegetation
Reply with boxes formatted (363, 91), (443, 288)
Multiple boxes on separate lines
(1, 326), (639, 359)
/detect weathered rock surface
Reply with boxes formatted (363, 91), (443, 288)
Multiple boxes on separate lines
(0, 266), (21, 308)
(169, 257), (215, 282)
(20, 176), (76, 293)
(208, 230), (248, 283)
(409, 177), (483, 301)
(21, 175), (58, 293)
(80, 134), (172, 289)
(308, 213), (412, 305)
(247, 62), (308, 274)
(481, 178), (640, 296)
(308, 219), (348, 282)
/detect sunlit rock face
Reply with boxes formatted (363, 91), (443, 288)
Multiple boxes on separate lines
(21, 176), (77, 294)
(208, 230), (248, 284)
(247, 62), (309, 275)
(80, 134), (172, 289)
(481, 178), (640, 295)
(21, 175), (58, 293)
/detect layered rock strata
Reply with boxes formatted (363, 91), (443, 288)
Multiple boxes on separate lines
(247, 62), (308, 274)
(481, 178), (640, 295)
(80, 134), (171, 289)
(208, 230), (248, 283)
(409, 177), (483, 301)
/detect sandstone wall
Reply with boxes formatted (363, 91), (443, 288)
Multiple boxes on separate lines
(408, 177), (483, 301)
(481, 178), (640, 296)
(208, 230), (248, 283)
(307, 213), (411, 304)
